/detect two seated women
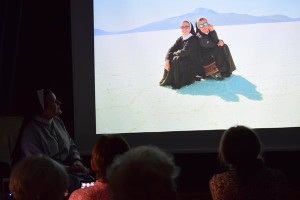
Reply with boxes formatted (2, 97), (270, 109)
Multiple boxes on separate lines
(159, 18), (236, 89)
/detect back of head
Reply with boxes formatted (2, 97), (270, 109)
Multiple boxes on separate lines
(219, 125), (261, 168)
(107, 145), (179, 200)
(9, 155), (68, 200)
(91, 134), (130, 180)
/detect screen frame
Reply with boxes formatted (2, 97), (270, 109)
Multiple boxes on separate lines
(71, 0), (300, 155)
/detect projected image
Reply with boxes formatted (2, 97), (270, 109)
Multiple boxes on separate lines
(93, 0), (300, 134)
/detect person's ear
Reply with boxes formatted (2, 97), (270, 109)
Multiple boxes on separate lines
(90, 159), (96, 171)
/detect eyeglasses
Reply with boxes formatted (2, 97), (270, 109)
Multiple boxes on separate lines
(198, 22), (208, 28)
(180, 25), (190, 29)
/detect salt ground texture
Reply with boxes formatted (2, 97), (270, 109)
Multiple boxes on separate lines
(94, 21), (300, 134)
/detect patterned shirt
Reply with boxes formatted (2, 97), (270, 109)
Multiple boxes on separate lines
(69, 179), (110, 200)
(209, 167), (292, 200)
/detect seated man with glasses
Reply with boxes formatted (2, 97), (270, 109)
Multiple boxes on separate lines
(195, 17), (236, 80)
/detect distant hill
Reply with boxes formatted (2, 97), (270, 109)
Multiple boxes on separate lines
(95, 7), (300, 35)
(94, 29), (110, 35)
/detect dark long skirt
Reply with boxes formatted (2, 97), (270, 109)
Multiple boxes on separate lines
(211, 44), (236, 74)
(160, 56), (195, 89)
(201, 44), (236, 77)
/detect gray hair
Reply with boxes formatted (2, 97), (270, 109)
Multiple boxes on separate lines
(9, 155), (68, 200)
(107, 145), (179, 200)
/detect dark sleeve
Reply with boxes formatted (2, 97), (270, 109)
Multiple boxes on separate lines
(173, 36), (198, 57)
(165, 37), (182, 60)
(209, 30), (221, 44)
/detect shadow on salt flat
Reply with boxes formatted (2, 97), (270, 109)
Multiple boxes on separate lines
(176, 75), (262, 102)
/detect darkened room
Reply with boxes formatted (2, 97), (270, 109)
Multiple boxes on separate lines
(1, 0), (300, 199)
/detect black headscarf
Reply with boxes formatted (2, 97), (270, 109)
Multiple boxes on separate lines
(181, 20), (196, 36)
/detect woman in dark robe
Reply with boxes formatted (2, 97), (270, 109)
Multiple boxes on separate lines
(159, 20), (198, 89)
(195, 17), (236, 80)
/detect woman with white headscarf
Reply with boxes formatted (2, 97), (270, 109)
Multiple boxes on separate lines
(19, 89), (88, 174)
(159, 20), (198, 89)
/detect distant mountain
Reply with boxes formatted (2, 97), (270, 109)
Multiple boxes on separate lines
(94, 29), (111, 35)
(95, 7), (300, 35)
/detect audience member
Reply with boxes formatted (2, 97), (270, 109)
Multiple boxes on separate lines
(19, 89), (87, 174)
(69, 135), (130, 200)
(159, 20), (198, 89)
(16, 88), (91, 194)
(107, 145), (179, 200)
(195, 17), (236, 80)
(9, 155), (68, 200)
(210, 125), (292, 200)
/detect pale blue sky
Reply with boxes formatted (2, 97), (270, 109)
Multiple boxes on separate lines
(94, 0), (300, 31)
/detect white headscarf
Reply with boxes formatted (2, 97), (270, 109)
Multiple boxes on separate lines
(182, 21), (193, 40)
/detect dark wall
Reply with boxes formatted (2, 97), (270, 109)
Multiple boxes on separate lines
(0, 0), (23, 115)
(1, 0), (74, 135)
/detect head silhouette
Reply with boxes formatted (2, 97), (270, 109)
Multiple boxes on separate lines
(219, 125), (261, 168)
